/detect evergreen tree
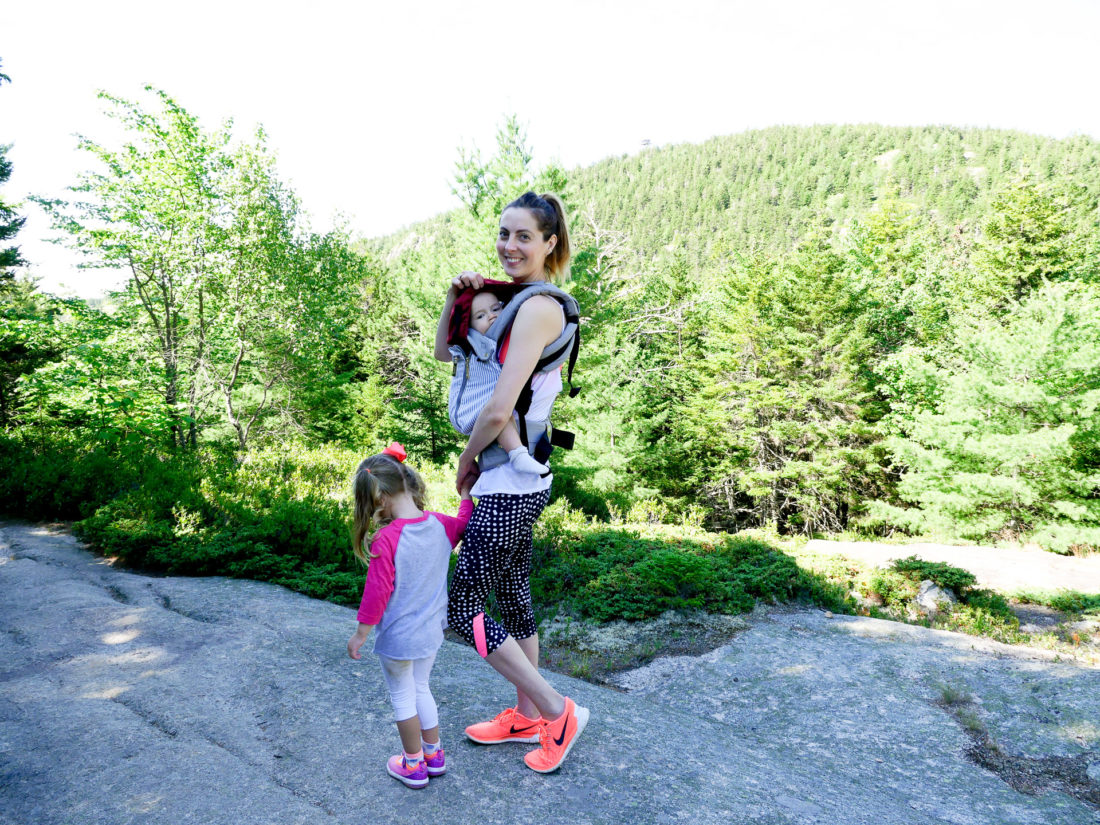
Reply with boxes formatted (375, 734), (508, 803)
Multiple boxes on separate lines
(689, 241), (886, 534)
(962, 170), (1086, 315)
(868, 282), (1100, 552)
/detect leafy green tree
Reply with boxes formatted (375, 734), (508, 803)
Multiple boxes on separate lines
(38, 87), (364, 451)
(354, 267), (458, 462)
(204, 136), (364, 450)
(868, 282), (1100, 552)
(36, 88), (230, 448)
(0, 281), (64, 429)
(15, 299), (173, 446)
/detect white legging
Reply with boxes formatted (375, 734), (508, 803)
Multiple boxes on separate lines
(378, 652), (439, 728)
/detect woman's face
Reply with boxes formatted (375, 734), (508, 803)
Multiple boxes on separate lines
(496, 207), (556, 283)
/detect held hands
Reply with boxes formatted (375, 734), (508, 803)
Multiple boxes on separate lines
(459, 471), (475, 499)
(455, 450), (479, 496)
(347, 624), (372, 660)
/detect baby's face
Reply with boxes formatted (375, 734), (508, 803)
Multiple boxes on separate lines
(470, 292), (503, 334)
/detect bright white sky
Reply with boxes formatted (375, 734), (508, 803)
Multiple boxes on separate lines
(3, 0), (1099, 297)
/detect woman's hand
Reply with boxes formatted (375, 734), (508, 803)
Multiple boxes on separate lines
(450, 271), (484, 294)
(455, 450), (480, 495)
(459, 468), (476, 499)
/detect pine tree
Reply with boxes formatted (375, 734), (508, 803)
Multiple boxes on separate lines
(868, 282), (1100, 551)
(961, 170), (1084, 315)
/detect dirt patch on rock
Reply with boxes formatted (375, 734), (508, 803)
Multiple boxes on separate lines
(535, 610), (750, 685)
(805, 539), (1100, 595)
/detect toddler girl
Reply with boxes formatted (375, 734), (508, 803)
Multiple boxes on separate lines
(346, 442), (473, 788)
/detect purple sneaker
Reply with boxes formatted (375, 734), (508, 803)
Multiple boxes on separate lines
(386, 754), (428, 789)
(424, 747), (446, 776)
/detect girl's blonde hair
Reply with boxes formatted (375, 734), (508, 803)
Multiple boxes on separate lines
(505, 191), (571, 281)
(351, 453), (426, 565)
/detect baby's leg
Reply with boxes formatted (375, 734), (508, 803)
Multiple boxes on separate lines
(498, 420), (548, 475)
(497, 419), (524, 453)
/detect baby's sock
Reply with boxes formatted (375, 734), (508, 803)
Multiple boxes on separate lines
(403, 749), (424, 767)
(422, 739), (440, 756)
(508, 447), (549, 476)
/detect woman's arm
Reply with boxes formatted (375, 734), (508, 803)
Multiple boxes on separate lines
(455, 295), (561, 489)
(434, 271), (485, 362)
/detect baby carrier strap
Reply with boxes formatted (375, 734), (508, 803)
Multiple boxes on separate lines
(477, 282), (582, 472)
(492, 282), (579, 377)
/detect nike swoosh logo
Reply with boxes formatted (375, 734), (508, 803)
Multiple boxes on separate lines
(510, 723), (538, 734)
(554, 720), (569, 746)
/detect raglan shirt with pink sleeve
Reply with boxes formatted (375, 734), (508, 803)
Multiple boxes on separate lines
(357, 499), (473, 660)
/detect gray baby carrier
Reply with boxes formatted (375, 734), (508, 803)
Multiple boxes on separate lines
(447, 282), (580, 472)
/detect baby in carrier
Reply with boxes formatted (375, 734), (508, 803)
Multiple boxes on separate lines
(448, 289), (549, 477)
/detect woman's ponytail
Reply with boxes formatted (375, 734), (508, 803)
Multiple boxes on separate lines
(540, 192), (571, 282)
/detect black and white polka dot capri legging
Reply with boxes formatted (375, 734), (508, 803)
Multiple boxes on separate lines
(447, 489), (551, 657)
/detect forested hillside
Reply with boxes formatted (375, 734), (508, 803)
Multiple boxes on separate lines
(3, 104), (1099, 619)
(572, 125), (1100, 260)
(370, 123), (1100, 550)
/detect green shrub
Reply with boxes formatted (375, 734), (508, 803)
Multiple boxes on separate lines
(943, 588), (1021, 641)
(0, 434), (154, 520)
(890, 556), (977, 592)
(531, 526), (844, 622)
(1047, 591), (1100, 615)
(869, 569), (919, 607)
(958, 588), (1014, 618)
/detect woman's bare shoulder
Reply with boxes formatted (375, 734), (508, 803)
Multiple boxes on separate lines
(511, 293), (564, 348)
(514, 293), (562, 321)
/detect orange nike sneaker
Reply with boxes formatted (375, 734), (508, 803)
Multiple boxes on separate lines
(465, 706), (544, 744)
(523, 697), (589, 773)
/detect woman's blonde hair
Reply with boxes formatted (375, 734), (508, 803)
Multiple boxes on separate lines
(505, 191), (571, 281)
(351, 453), (426, 565)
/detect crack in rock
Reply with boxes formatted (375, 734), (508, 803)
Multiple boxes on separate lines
(154, 593), (215, 624)
(938, 693), (1100, 810)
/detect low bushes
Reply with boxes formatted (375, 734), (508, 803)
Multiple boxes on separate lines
(3, 434), (848, 622)
(72, 443), (367, 606)
(0, 434), (154, 521)
(0, 435), (367, 607)
(532, 503), (848, 621)
(868, 555), (1021, 641)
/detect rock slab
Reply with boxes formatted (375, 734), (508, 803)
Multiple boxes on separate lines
(2, 521), (1099, 825)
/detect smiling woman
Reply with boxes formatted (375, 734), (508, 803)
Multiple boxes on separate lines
(429, 191), (588, 774)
